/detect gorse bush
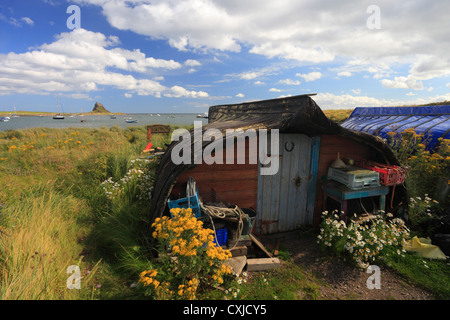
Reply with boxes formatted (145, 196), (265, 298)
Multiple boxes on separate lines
(387, 128), (450, 202)
(317, 210), (410, 268)
(139, 208), (232, 300)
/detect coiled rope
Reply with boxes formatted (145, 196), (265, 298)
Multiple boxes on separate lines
(200, 203), (244, 250)
(186, 177), (244, 249)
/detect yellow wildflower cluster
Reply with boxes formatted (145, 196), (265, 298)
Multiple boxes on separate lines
(140, 208), (233, 300)
(8, 143), (35, 152)
(406, 137), (449, 176)
(211, 264), (232, 285)
(388, 128), (449, 198)
(138, 269), (173, 299)
(152, 208), (232, 260)
(44, 138), (87, 150)
(139, 269), (158, 287)
(177, 278), (199, 300)
(206, 244), (233, 263)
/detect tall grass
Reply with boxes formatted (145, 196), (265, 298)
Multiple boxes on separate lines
(323, 109), (353, 123)
(0, 183), (99, 299)
(0, 126), (170, 299)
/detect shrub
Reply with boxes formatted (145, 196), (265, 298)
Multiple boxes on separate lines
(317, 210), (410, 268)
(139, 208), (232, 300)
(387, 129), (450, 202)
(101, 158), (154, 203)
(408, 194), (443, 237)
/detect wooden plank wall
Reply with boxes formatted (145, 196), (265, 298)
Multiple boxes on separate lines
(256, 134), (313, 234)
(172, 133), (373, 228)
(312, 134), (372, 225)
(172, 138), (259, 210)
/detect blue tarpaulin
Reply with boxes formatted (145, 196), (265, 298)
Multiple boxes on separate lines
(341, 105), (450, 150)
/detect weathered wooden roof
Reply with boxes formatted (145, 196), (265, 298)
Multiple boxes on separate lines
(207, 94), (336, 135)
(149, 94), (402, 225)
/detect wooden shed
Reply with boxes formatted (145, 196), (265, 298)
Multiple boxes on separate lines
(149, 94), (404, 235)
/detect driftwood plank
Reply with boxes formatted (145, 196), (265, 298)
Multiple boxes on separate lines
(246, 258), (281, 272)
(249, 233), (273, 258)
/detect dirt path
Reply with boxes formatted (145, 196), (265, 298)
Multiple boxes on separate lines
(259, 230), (435, 300)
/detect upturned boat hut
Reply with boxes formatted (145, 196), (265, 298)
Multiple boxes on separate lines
(149, 94), (404, 235)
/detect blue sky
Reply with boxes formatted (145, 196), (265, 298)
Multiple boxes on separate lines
(0, 0), (450, 114)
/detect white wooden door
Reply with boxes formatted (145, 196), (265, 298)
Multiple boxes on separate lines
(256, 134), (319, 234)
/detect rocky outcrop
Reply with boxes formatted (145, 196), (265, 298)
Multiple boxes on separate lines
(92, 102), (110, 113)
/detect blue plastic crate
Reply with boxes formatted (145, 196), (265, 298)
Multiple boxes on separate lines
(167, 193), (202, 218)
(213, 228), (228, 247)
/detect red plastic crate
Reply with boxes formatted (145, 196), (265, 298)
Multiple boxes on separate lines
(357, 161), (407, 186)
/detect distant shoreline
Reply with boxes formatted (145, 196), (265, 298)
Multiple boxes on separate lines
(0, 111), (201, 116)
(0, 112), (129, 117)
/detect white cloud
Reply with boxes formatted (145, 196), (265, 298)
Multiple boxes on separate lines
(278, 79), (301, 85)
(65, 93), (90, 99)
(315, 92), (450, 110)
(337, 71), (352, 77)
(72, 0), (450, 82)
(408, 55), (450, 80)
(315, 93), (393, 109)
(164, 85), (209, 98)
(381, 76), (424, 90)
(269, 88), (282, 92)
(21, 17), (34, 26)
(296, 71), (322, 82)
(43, 0), (59, 5)
(239, 71), (263, 80)
(250, 43), (334, 63)
(0, 29), (208, 98)
(124, 93), (132, 98)
(0, 14), (33, 27)
(184, 59), (202, 67)
(236, 93), (245, 98)
(351, 89), (361, 95)
(254, 81), (265, 85)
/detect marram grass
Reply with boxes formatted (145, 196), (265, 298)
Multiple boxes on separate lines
(0, 184), (99, 299)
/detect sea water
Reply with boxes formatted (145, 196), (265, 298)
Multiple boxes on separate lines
(0, 114), (208, 131)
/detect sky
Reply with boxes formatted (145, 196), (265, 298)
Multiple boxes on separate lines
(0, 0), (450, 114)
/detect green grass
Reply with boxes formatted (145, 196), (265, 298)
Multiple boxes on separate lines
(383, 251), (450, 299)
(0, 182), (99, 299)
(0, 126), (170, 299)
(239, 262), (321, 300)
